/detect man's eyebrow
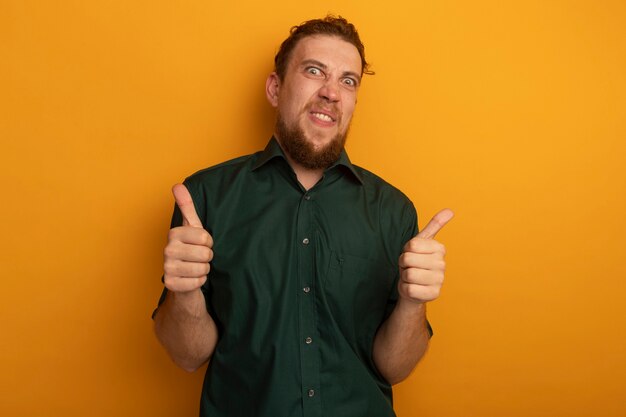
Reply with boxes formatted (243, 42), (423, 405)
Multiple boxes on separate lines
(300, 59), (362, 83)
(300, 59), (328, 70)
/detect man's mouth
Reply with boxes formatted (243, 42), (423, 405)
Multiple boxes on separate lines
(311, 112), (335, 122)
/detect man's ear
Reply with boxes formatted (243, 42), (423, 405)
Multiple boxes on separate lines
(265, 72), (280, 107)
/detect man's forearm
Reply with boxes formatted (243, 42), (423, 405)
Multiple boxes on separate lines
(372, 299), (431, 385)
(153, 289), (218, 372)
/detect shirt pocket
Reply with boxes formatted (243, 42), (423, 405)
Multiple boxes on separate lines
(321, 251), (397, 342)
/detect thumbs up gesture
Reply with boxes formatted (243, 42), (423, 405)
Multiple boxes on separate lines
(163, 184), (214, 293)
(398, 209), (454, 304)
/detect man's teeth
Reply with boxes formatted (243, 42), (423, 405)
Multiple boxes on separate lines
(312, 112), (333, 122)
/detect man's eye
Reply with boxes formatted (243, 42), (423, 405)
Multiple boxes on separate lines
(307, 67), (321, 75)
(343, 78), (356, 87)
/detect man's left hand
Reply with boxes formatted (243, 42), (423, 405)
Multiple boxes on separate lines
(398, 209), (454, 304)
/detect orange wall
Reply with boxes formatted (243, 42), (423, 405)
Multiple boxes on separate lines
(1, 1), (625, 416)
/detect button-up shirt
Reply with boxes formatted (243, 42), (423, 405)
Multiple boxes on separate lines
(156, 137), (425, 417)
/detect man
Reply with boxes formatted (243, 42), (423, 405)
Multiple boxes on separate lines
(153, 15), (453, 417)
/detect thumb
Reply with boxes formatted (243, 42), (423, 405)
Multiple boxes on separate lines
(172, 183), (203, 228)
(416, 208), (454, 239)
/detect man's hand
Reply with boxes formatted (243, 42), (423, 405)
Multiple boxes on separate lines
(398, 209), (454, 304)
(163, 184), (214, 293)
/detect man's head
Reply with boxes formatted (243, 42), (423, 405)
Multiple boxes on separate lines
(266, 16), (372, 170)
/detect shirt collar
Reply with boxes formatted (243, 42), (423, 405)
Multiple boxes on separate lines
(252, 136), (364, 185)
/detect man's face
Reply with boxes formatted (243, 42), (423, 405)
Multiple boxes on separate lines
(266, 35), (362, 169)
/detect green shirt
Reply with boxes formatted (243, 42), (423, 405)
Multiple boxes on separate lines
(157, 137), (423, 417)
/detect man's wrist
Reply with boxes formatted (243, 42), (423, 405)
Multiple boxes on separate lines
(167, 288), (206, 316)
(396, 296), (427, 316)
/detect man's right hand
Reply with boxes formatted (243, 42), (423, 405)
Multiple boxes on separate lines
(163, 183), (214, 293)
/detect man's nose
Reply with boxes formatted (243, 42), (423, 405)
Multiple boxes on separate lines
(318, 80), (340, 102)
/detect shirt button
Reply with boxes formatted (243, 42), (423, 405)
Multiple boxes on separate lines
(305, 337), (313, 344)
(302, 238), (310, 245)
(304, 195), (311, 200)
(308, 389), (315, 397)
(303, 286), (311, 293)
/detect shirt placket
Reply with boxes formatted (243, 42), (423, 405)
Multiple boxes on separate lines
(297, 190), (321, 417)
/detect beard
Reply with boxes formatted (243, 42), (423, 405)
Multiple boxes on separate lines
(275, 113), (349, 170)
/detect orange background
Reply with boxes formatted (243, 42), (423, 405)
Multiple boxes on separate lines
(1, 1), (625, 416)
